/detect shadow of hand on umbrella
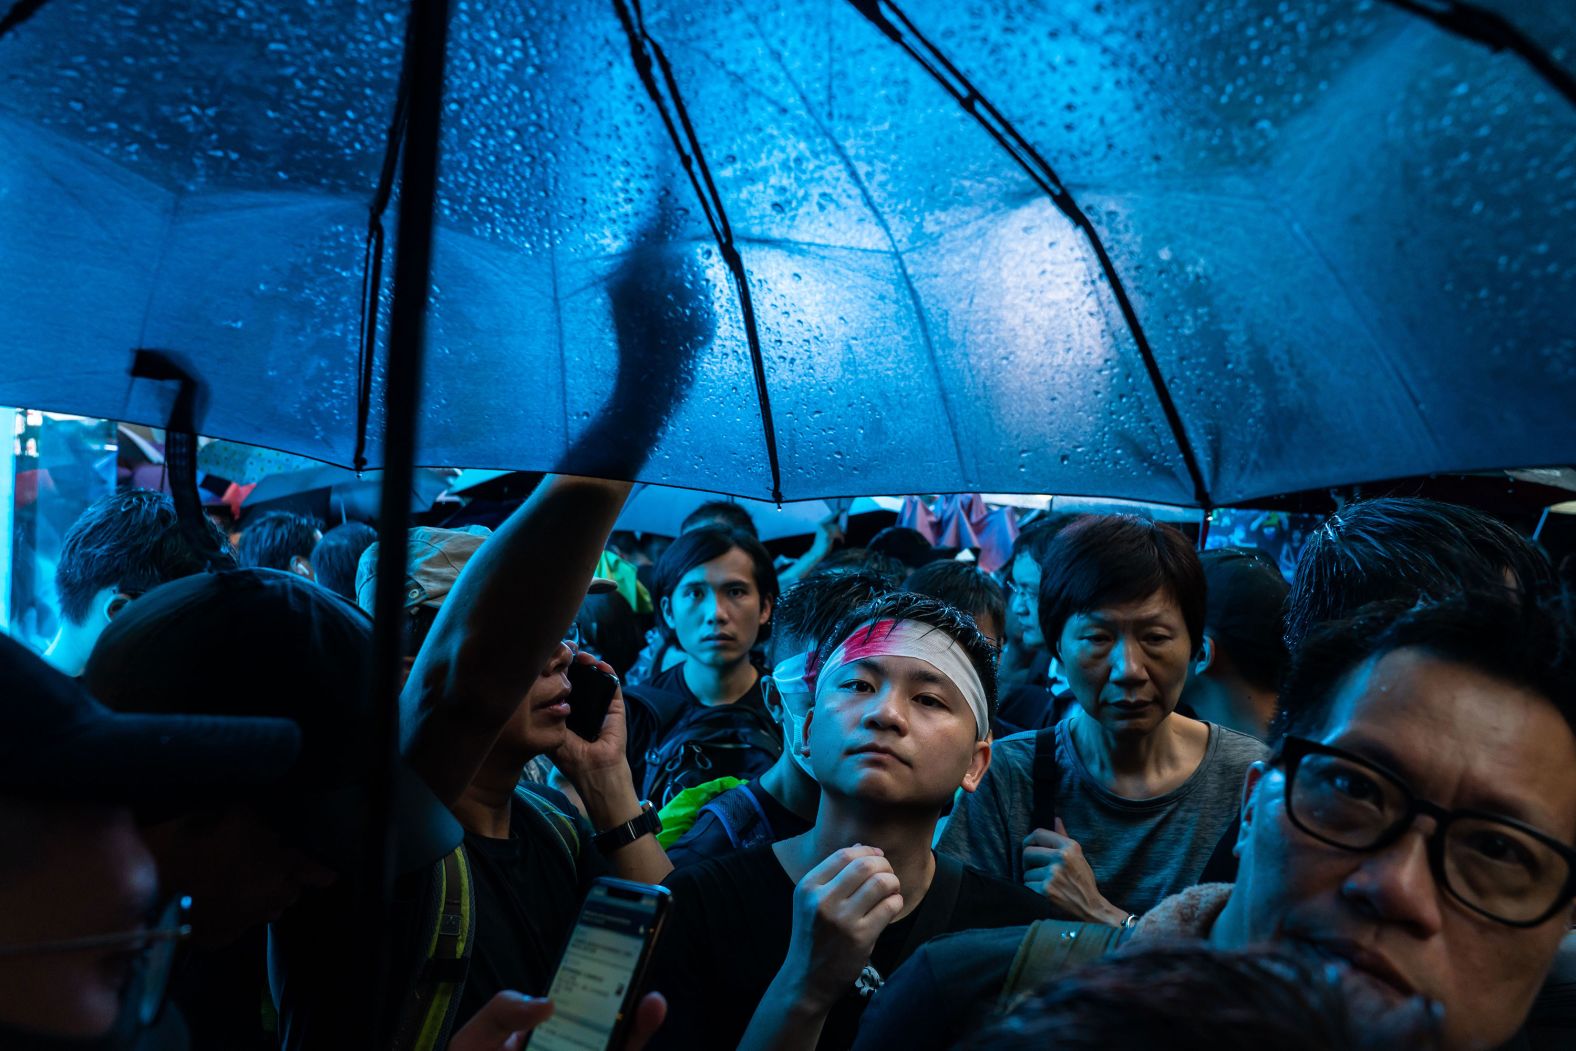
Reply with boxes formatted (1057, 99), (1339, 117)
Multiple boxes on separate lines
(558, 201), (715, 479)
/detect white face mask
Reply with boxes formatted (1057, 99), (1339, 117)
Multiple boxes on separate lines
(768, 652), (816, 779)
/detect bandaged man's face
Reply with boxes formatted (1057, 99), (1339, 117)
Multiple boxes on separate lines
(805, 653), (989, 812)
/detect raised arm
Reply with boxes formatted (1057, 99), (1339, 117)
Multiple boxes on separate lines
(401, 476), (635, 806)
(402, 204), (714, 806)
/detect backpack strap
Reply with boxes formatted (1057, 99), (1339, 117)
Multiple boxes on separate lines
(390, 847), (477, 1051)
(700, 782), (775, 851)
(997, 918), (1131, 1011)
(513, 783), (581, 874)
(1028, 724), (1060, 834)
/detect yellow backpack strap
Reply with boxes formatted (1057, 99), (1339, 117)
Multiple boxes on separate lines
(997, 919), (1130, 1012)
(513, 783), (581, 871)
(391, 846), (477, 1051)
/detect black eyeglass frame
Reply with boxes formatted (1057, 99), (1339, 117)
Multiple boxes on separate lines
(1272, 735), (1576, 929)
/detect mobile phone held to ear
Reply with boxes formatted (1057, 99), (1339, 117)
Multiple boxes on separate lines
(528, 878), (671, 1051)
(565, 661), (619, 741)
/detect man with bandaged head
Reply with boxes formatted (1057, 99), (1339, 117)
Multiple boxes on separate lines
(647, 593), (1056, 1051)
(662, 573), (893, 866)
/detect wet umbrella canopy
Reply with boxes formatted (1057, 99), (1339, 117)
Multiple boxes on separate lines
(1, 0), (1573, 506)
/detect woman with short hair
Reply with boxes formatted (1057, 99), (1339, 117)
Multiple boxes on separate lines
(938, 515), (1267, 925)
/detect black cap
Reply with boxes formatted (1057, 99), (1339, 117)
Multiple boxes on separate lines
(0, 632), (301, 804)
(84, 569), (462, 873)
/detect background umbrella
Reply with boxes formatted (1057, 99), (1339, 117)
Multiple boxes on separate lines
(0, 1), (1572, 507)
(613, 484), (899, 541)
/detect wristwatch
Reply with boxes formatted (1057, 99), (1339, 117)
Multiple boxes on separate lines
(592, 800), (662, 854)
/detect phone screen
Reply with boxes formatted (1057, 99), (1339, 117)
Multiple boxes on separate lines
(529, 879), (669, 1051)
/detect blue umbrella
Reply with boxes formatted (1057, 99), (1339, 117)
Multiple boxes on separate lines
(1, 0), (1572, 507)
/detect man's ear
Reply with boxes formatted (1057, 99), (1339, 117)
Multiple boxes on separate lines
(290, 555), (315, 581)
(103, 591), (134, 623)
(1234, 761), (1268, 859)
(800, 707), (815, 758)
(758, 594), (773, 628)
(660, 595), (674, 631)
(959, 738), (993, 794)
(1194, 634), (1216, 676)
(761, 679), (784, 723)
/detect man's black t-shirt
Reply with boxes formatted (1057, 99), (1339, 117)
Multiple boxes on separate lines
(647, 844), (1056, 1051)
(848, 924), (1029, 1051)
(665, 780), (814, 867)
(457, 798), (609, 1023)
(272, 784), (604, 1047)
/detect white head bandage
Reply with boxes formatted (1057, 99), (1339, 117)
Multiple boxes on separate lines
(766, 651), (816, 778)
(811, 619), (991, 740)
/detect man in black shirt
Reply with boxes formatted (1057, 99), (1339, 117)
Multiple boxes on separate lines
(625, 527), (782, 802)
(666, 572), (893, 866)
(649, 593), (1055, 1051)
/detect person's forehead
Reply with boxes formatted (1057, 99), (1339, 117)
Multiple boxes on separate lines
(679, 548), (756, 585)
(1070, 590), (1184, 626)
(1321, 648), (1576, 837)
(1012, 554), (1040, 581)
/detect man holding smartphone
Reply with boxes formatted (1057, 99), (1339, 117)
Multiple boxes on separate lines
(646, 593), (1057, 1051)
(355, 523), (674, 1031)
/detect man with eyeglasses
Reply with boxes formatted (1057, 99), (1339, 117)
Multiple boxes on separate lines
(852, 592), (1576, 1051)
(0, 632), (299, 1046)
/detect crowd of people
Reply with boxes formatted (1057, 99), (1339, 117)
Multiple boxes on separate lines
(4, 456), (1575, 1049)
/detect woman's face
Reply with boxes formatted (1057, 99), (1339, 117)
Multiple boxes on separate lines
(1058, 589), (1193, 740)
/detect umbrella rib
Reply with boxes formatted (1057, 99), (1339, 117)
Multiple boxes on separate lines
(353, 50), (414, 474)
(612, 0), (785, 504)
(0, 0), (50, 40)
(750, 24), (973, 484)
(846, 0), (1213, 509)
(1381, 0), (1576, 109)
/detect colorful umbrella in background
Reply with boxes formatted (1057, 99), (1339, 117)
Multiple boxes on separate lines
(613, 485), (900, 541)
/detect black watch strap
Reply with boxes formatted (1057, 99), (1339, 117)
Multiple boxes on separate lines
(592, 801), (661, 854)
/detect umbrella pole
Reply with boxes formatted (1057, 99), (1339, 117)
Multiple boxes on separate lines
(355, 0), (450, 1043)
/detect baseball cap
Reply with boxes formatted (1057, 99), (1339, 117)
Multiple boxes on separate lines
(83, 568), (461, 873)
(355, 525), (617, 616)
(0, 631), (301, 805)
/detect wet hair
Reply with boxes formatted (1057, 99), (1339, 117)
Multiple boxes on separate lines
(1284, 497), (1553, 652)
(310, 522), (377, 603)
(1010, 512), (1084, 567)
(237, 510), (323, 573)
(816, 592), (998, 722)
(1202, 547), (1291, 693)
(681, 500), (759, 538)
(574, 591), (643, 681)
(770, 572), (894, 658)
(1037, 515), (1206, 656)
(1270, 592), (1576, 746)
(808, 547), (910, 587)
(959, 942), (1423, 1051)
(867, 526), (941, 570)
(654, 525), (779, 615)
(55, 488), (235, 625)
(902, 561), (1006, 639)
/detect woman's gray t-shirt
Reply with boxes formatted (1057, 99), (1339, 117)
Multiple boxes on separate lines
(937, 718), (1267, 916)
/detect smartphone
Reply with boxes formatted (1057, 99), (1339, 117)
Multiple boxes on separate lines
(528, 878), (671, 1051)
(565, 661), (619, 741)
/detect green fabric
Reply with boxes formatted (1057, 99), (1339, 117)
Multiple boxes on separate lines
(656, 776), (747, 848)
(597, 550), (653, 614)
